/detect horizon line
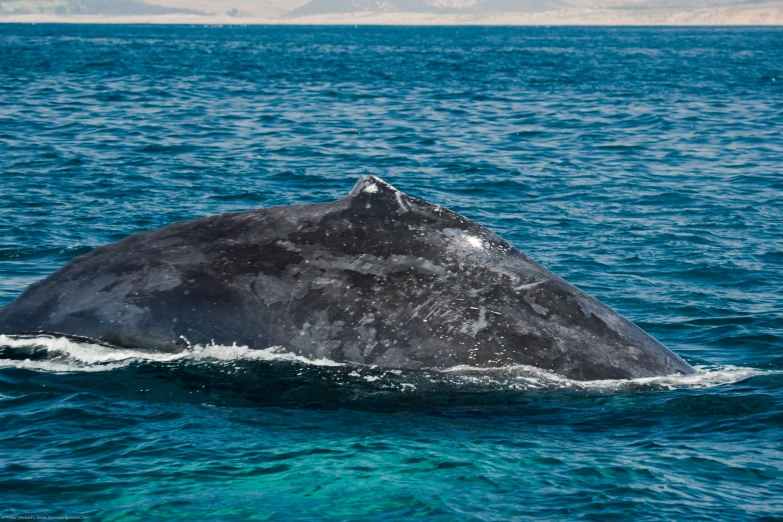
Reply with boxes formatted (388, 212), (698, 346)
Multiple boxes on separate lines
(1, 3), (782, 27)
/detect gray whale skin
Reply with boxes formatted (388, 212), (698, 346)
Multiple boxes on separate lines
(0, 176), (694, 381)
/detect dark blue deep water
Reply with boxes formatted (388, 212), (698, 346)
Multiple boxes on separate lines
(1, 24), (782, 520)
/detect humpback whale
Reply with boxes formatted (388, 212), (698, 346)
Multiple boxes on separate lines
(0, 176), (694, 381)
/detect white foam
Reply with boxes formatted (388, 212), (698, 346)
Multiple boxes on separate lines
(0, 358), (131, 373)
(0, 335), (774, 391)
(0, 334), (343, 373)
(438, 363), (774, 391)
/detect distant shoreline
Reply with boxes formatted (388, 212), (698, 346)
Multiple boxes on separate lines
(1, 3), (782, 26)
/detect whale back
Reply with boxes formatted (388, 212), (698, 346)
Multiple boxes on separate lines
(0, 176), (694, 381)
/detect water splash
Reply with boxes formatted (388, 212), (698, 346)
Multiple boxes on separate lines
(0, 334), (770, 393)
(0, 334), (343, 372)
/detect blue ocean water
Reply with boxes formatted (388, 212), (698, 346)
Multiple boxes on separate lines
(1, 24), (782, 520)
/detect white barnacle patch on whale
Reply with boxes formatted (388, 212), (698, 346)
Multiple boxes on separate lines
(442, 228), (487, 252)
(363, 182), (379, 194)
(466, 236), (484, 249)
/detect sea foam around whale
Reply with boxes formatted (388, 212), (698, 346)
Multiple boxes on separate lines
(0, 334), (771, 393)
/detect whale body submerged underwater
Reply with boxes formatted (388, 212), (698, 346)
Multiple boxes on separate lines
(0, 176), (694, 381)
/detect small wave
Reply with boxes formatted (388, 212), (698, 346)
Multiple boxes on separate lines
(438, 363), (772, 391)
(0, 335), (775, 393)
(0, 334), (343, 373)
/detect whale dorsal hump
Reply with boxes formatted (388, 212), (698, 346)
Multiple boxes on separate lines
(345, 175), (418, 214)
(347, 175), (403, 198)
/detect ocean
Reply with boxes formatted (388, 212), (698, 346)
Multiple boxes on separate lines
(0, 24), (781, 520)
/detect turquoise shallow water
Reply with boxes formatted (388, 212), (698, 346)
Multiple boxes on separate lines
(1, 25), (782, 520)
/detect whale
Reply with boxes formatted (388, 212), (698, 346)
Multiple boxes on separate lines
(0, 176), (694, 381)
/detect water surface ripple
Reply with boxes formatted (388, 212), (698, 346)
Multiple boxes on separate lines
(0, 25), (782, 521)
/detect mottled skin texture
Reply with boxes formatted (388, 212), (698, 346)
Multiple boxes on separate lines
(0, 176), (694, 381)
